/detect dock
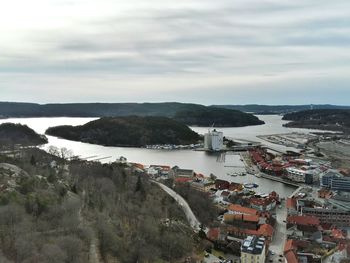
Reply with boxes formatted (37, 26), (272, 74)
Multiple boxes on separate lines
(260, 173), (300, 188)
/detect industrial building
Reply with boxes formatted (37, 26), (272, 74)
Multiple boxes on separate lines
(241, 235), (266, 263)
(204, 129), (223, 151)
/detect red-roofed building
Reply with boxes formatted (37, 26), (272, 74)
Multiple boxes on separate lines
(284, 250), (298, 263)
(287, 215), (320, 232)
(257, 224), (274, 239)
(250, 197), (277, 211)
(227, 223), (274, 241)
(286, 197), (297, 213)
(215, 179), (230, 190)
(228, 204), (258, 216)
(284, 240), (299, 263)
(207, 228), (220, 242)
(229, 182), (243, 191)
(224, 214), (260, 230)
(175, 177), (193, 184)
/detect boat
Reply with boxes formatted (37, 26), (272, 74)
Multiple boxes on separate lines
(244, 183), (259, 189)
(255, 173), (262, 178)
(239, 172), (246, 176)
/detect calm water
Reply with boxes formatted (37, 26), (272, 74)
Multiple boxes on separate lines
(0, 115), (321, 197)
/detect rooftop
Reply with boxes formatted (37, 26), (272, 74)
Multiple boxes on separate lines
(228, 204), (258, 215)
(241, 235), (265, 255)
(287, 215), (320, 226)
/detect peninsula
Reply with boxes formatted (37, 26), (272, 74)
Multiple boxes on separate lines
(283, 109), (350, 133)
(46, 116), (201, 147)
(0, 123), (48, 146)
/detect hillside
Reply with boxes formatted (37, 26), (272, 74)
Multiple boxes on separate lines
(175, 107), (264, 127)
(46, 116), (201, 147)
(0, 102), (226, 118)
(282, 109), (350, 132)
(213, 104), (350, 114)
(0, 102), (264, 127)
(0, 148), (194, 262)
(0, 123), (48, 146)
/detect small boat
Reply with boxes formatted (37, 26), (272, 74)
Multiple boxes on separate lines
(244, 183), (259, 189)
(231, 173), (238, 177)
(255, 173), (262, 178)
(239, 172), (246, 176)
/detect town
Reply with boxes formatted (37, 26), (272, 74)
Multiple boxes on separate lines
(121, 130), (350, 263)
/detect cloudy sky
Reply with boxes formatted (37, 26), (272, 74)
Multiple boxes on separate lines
(1, 0), (349, 105)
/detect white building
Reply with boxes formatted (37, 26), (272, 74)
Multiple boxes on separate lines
(286, 167), (318, 184)
(241, 236), (266, 263)
(204, 129), (223, 151)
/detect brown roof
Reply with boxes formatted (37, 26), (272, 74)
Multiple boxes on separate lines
(228, 204), (258, 215)
(284, 239), (296, 253)
(207, 228), (220, 241)
(286, 198), (297, 210)
(258, 224), (274, 237)
(224, 213), (259, 223)
(284, 250), (298, 263)
(175, 177), (193, 183)
(287, 215), (320, 226)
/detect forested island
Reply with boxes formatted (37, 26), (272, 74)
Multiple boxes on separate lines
(0, 123), (48, 147)
(283, 109), (350, 132)
(0, 102), (264, 127)
(46, 116), (201, 147)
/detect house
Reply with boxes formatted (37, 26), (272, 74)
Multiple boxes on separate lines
(228, 204), (258, 216)
(215, 179), (230, 190)
(287, 215), (320, 233)
(224, 214), (260, 230)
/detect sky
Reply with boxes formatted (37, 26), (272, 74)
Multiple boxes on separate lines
(0, 0), (350, 105)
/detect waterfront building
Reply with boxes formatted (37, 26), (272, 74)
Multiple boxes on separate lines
(241, 236), (266, 263)
(204, 129), (223, 151)
(169, 166), (194, 178)
(321, 170), (350, 192)
(286, 167), (315, 184)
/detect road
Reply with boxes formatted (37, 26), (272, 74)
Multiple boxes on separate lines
(269, 199), (287, 261)
(153, 181), (201, 231)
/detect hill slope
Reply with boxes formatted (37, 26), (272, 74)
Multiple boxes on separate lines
(283, 109), (350, 132)
(175, 107), (264, 127)
(46, 116), (201, 147)
(0, 123), (48, 146)
(213, 104), (350, 114)
(0, 102), (264, 127)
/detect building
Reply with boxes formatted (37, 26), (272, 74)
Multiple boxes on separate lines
(286, 215), (320, 233)
(331, 177), (350, 192)
(321, 170), (350, 192)
(169, 166), (194, 178)
(286, 167), (314, 184)
(297, 201), (350, 227)
(228, 204), (258, 216)
(215, 179), (230, 190)
(241, 236), (266, 263)
(204, 129), (223, 151)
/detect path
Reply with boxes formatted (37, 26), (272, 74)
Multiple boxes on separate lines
(152, 181), (201, 231)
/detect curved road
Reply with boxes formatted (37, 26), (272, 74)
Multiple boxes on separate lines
(153, 181), (201, 231)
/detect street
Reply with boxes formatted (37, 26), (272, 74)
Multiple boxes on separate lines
(268, 199), (287, 262)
